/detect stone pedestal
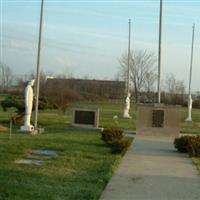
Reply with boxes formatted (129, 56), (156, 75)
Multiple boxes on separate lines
(20, 125), (34, 133)
(123, 109), (131, 119)
(136, 104), (180, 138)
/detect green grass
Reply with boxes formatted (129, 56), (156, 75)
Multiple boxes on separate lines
(0, 99), (200, 133)
(0, 100), (136, 130)
(0, 129), (131, 200)
(39, 100), (200, 134)
(0, 98), (133, 200)
(0, 98), (199, 199)
(192, 158), (200, 173)
(180, 107), (200, 134)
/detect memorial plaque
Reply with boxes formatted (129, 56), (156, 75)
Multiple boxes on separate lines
(72, 108), (99, 128)
(136, 104), (180, 137)
(152, 110), (164, 127)
(75, 110), (95, 125)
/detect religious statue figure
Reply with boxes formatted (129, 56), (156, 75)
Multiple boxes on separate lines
(20, 80), (35, 132)
(185, 94), (193, 122)
(123, 92), (132, 118)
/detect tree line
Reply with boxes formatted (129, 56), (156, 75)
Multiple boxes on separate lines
(118, 49), (187, 105)
(1, 49), (199, 107)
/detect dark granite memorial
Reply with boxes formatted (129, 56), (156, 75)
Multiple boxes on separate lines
(152, 110), (164, 127)
(75, 110), (95, 126)
(72, 108), (99, 128)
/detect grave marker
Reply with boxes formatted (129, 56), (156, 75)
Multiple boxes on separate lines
(72, 108), (99, 128)
(136, 104), (180, 137)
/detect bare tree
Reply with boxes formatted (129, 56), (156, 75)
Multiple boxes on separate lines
(55, 71), (74, 79)
(165, 74), (185, 95)
(165, 73), (186, 105)
(143, 72), (157, 93)
(0, 62), (13, 90)
(16, 70), (53, 97)
(119, 49), (157, 103)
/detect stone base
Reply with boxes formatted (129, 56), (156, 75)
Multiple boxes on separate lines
(69, 124), (104, 132)
(20, 125), (35, 133)
(123, 114), (132, 119)
(185, 117), (192, 122)
(136, 104), (180, 138)
(20, 126), (44, 135)
(32, 128), (45, 134)
(123, 110), (132, 119)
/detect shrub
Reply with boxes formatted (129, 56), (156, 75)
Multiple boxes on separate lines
(111, 139), (130, 154)
(101, 128), (132, 154)
(174, 136), (192, 153)
(1, 95), (56, 124)
(174, 136), (200, 157)
(101, 128), (123, 144)
(192, 100), (200, 109)
(187, 136), (200, 157)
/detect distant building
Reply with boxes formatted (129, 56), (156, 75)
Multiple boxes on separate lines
(45, 78), (125, 99)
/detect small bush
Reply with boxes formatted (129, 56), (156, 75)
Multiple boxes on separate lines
(174, 136), (200, 157)
(187, 136), (200, 157)
(192, 100), (200, 109)
(101, 128), (132, 154)
(111, 139), (130, 154)
(101, 128), (123, 144)
(174, 136), (192, 153)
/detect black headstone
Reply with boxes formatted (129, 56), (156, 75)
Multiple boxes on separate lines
(152, 110), (164, 127)
(74, 110), (95, 126)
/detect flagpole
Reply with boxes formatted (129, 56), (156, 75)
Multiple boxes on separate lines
(34, 0), (44, 130)
(186, 24), (195, 122)
(123, 18), (131, 119)
(157, 0), (163, 103)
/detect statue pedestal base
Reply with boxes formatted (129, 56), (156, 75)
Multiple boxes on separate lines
(185, 117), (192, 122)
(123, 111), (132, 119)
(19, 126), (44, 135)
(20, 125), (35, 133)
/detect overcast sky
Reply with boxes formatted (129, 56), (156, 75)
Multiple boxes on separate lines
(1, 0), (200, 91)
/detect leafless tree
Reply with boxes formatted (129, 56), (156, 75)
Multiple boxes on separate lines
(0, 62), (13, 90)
(165, 73), (185, 95)
(119, 49), (157, 103)
(143, 72), (157, 93)
(165, 73), (186, 105)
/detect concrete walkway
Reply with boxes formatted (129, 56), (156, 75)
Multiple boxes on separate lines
(100, 136), (200, 200)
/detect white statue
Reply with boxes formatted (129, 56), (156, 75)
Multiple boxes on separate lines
(123, 92), (132, 118)
(185, 94), (193, 122)
(20, 80), (35, 132)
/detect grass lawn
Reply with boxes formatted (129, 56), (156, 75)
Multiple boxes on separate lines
(39, 100), (200, 134)
(0, 129), (131, 200)
(0, 97), (199, 199)
(0, 98), (200, 134)
(0, 98), (133, 200)
(192, 158), (200, 173)
(37, 100), (136, 130)
(37, 100), (200, 134)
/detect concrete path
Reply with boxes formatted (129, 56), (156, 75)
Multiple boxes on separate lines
(100, 136), (200, 200)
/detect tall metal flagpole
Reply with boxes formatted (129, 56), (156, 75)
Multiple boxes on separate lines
(186, 24), (195, 122)
(34, 0), (44, 130)
(157, 0), (163, 103)
(127, 18), (131, 95)
(123, 18), (131, 118)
